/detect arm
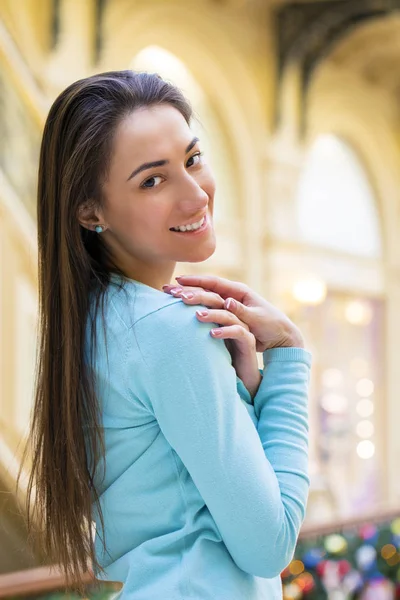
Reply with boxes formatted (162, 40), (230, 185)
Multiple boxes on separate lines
(134, 303), (311, 578)
(253, 347), (310, 574)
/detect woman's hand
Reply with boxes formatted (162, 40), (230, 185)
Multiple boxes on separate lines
(163, 275), (305, 352)
(162, 284), (261, 398)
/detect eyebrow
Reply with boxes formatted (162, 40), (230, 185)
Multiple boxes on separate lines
(126, 137), (199, 181)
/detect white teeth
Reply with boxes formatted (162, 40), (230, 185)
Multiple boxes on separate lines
(172, 216), (205, 232)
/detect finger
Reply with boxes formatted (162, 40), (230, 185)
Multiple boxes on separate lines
(210, 325), (256, 349)
(224, 297), (249, 323)
(162, 284), (216, 298)
(165, 286), (225, 309)
(174, 274), (249, 303)
(195, 308), (249, 331)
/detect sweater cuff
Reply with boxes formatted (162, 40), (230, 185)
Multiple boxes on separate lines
(262, 347), (312, 369)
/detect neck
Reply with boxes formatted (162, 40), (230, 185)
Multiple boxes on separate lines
(118, 259), (176, 291)
(103, 235), (177, 291)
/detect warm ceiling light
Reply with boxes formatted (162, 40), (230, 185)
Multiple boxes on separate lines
(292, 276), (327, 306)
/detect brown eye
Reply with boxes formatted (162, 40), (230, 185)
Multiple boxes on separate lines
(140, 175), (163, 189)
(186, 152), (203, 168)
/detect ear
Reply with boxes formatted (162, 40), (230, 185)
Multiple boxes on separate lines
(77, 200), (107, 232)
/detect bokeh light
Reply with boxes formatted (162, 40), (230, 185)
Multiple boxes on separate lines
(356, 440), (375, 459)
(356, 378), (374, 397)
(356, 398), (374, 418)
(356, 420), (374, 438)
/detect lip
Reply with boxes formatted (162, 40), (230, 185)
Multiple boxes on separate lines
(170, 213), (209, 236)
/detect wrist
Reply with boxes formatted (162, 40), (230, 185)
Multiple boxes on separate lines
(248, 372), (262, 400)
(281, 332), (305, 349)
(279, 321), (305, 349)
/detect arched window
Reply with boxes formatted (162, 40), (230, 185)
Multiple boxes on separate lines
(297, 134), (381, 258)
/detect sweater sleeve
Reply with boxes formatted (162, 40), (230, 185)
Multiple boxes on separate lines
(133, 303), (311, 579)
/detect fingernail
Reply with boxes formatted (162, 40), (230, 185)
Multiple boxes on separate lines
(175, 275), (184, 279)
(162, 284), (171, 289)
(196, 310), (208, 317)
(170, 287), (182, 295)
(181, 292), (194, 299)
(211, 329), (222, 336)
(226, 298), (235, 310)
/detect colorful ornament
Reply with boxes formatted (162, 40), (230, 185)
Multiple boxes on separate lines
(324, 534), (348, 555)
(283, 581), (302, 600)
(360, 579), (395, 599)
(359, 523), (378, 542)
(391, 519), (400, 536)
(303, 548), (326, 569)
(355, 544), (377, 571)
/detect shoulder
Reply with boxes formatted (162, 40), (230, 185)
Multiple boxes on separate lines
(136, 298), (214, 344)
(134, 297), (232, 370)
(104, 277), (183, 331)
(88, 277), (232, 369)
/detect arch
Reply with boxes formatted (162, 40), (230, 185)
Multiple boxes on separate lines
(306, 62), (400, 268)
(297, 134), (382, 258)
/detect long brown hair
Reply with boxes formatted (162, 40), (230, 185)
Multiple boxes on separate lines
(16, 70), (192, 594)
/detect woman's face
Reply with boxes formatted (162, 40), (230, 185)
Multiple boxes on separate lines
(93, 103), (216, 286)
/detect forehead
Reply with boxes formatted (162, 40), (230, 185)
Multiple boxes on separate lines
(111, 104), (192, 164)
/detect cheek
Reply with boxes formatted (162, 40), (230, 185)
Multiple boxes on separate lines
(107, 196), (168, 237)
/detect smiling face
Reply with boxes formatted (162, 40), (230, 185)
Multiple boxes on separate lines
(82, 103), (216, 288)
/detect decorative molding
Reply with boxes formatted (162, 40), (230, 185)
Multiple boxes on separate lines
(274, 0), (400, 132)
(0, 169), (37, 258)
(94, 0), (107, 63)
(0, 66), (40, 220)
(0, 20), (47, 124)
(50, 0), (61, 50)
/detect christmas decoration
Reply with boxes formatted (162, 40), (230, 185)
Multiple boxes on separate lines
(282, 515), (400, 600)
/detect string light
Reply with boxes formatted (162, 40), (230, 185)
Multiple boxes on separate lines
(356, 398), (374, 418)
(381, 544), (397, 560)
(356, 420), (374, 439)
(322, 368), (343, 388)
(356, 379), (374, 397)
(356, 440), (375, 459)
(289, 560), (305, 576)
(321, 393), (348, 414)
(345, 300), (373, 326)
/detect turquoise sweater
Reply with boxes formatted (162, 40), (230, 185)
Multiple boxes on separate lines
(85, 274), (311, 599)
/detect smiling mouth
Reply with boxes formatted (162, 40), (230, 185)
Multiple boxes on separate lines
(169, 215), (206, 233)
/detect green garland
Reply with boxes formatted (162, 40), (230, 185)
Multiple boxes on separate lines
(281, 517), (400, 599)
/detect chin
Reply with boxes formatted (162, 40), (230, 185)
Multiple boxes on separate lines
(177, 239), (216, 263)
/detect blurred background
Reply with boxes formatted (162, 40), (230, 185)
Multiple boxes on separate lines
(0, 0), (400, 598)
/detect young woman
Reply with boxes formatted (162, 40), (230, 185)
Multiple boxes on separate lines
(19, 70), (311, 599)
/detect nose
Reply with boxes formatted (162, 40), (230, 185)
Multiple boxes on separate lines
(177, 170), (209, 215)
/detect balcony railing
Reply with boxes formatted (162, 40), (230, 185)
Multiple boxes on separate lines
(0, 566), (122, 599)
(1, 509), (398, 598)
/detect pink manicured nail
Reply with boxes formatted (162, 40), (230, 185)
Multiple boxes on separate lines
(226, 298), (235, 310)
(196, 310), (208, 317)
(211, 329), (222, 336)
(170, 288), (183, 295)
(181, 292), (194, 299)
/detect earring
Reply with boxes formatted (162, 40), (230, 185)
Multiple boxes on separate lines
(95, 225), (104, 233)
